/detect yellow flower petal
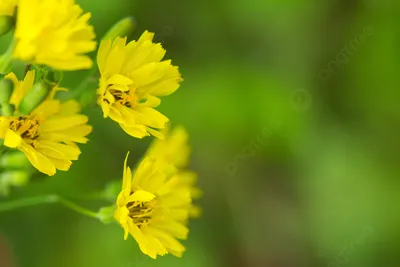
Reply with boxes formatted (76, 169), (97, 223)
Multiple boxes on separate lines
(104, 37), (127, 76)
(32, 100), (61, 118)
(41, 115), (88, 132)
(107, 74), (133, 87)
(139, 227), (168, 259)
(126, 190), (155, 203)
(59, 100), (81, 115)
(147, 226), (186, 257)
(151, 220), (189, 240)
(34, 140), (81, 160)
(136, 107), (168, 129)
(0, 0), (17, 16)
(122, 152), (131, 193)
(40, 125), (92, 144)
(19, 141), (56, 176)
(120, 124), (149, 139)
(4, 129), (22, 148)
(132, 157), (156, 187)
(97, 39), (112, 74)
(13, 0), (96, 70)
(138, 30), (155, 43)
(47, 157), (72, 171)
(7, 70), (35, 109)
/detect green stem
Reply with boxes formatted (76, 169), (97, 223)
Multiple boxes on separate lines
(0, 194), (99, 219)
(57, 197), (99, 219)
(0, 195), (58, 212)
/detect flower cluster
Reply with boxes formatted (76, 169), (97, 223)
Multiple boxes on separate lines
(114, 126), (201, 258)
(0, 0), (199, 260)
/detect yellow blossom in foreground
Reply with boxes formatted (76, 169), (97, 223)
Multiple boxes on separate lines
(0, 0), (17, 16)
(97, 32), (183, 139)
(146, 126), (202, 217)
(114, 153), (193, 259)
(0, 71), (92, 176)
(13, 0), (96, 70)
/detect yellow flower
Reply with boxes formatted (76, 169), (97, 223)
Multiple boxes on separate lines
(13, 0), (96, 71)
(97, 32), (183, 139)
(146, 126), (202, 217)
(0, 0), (17, 16)
(114, 153), (193, 259)
(0, 71), (92, 176)
(146, 125), (190, 170)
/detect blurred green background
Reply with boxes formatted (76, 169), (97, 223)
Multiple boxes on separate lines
(1, 0), (400, 266)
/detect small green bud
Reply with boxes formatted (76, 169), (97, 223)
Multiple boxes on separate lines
(97, 205), (116, 224)
(0, 151), (30, 169)
(0, 53), (12, 75)
(103, 16), (136, 40)
(0, 39), (14, 74)
(0, 103), (14, 116)
(0, 15), (14, 36)
(0, 78), (13, 103)
(19, 80), (51, 115)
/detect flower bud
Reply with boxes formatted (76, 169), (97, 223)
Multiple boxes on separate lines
(19, 80), (51, 115)
(0, 151), (30, 169)
(103, 16), (136, 40)
(97, 205), (116, 224)
(1, 103), (14, 116)
(0, 52), (13, 75)
(0, 15), (14, 36)
(0, 39), (14, 74)
(0, 78), (13, 103)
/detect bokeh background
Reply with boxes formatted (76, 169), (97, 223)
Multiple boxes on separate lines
(1, 0), (399, 266)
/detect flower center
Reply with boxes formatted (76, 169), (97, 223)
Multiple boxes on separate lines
(107, 86), (138, 108)
(126, 198), (156, 228)
(9, 116), (40, 140)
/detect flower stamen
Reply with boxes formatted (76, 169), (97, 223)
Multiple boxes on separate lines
(105, 84), (138, 108)
(9, 116), (40, 140)
(127, 198), (156, 227)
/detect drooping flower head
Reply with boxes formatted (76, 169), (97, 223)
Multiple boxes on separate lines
(0, 71), (92, 176)
(13, 0), (96, 70)
(97, 31), (183, 139)
(114, 153), (193, 259)
(146, 125), (202, 217)
(0, 0), (17, 16)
